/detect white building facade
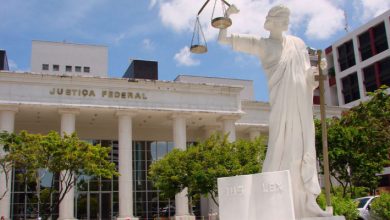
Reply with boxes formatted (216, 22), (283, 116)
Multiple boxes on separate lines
(0, 41), (345, 220)
(322, 9), (390, 193)
(323, 9), (390, 107)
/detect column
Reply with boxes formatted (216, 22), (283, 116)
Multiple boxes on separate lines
(0, 106), (18, 220)
(219, 115), (240, 143)
(58, 108), (79, 220)
(171, 114), (195, 220)
(116, 111), (138, 220)
(248, 128), (261, 141)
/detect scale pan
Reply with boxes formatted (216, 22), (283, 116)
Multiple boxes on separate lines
(211, 17), (232, 29)
(190, 45), (208, 54)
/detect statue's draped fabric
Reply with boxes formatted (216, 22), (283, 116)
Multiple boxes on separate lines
(231, 34), (322, 218)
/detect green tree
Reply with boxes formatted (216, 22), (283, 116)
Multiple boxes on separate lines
(149, 134), (266, 205)
(0, 130), (118, 219)
(316, 86), (390, 197)
(317, 191), (359, 220)
(370, 193), (390, 220)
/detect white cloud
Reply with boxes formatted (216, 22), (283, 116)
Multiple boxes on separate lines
(285, 0), (345, 39)
(354, 0), (390, 22)
(174, 46), (200, 66)
(152, 0), (346, 41)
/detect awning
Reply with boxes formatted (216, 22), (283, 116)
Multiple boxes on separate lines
(376, 167), (390, 176)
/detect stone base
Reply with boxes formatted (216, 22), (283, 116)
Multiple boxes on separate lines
(300, 216), (345, 220)
(116, 217), (139, 220)
(173, 215), (196, 220)
(208, 213), (219, 220)
(218, 170), (295, 220)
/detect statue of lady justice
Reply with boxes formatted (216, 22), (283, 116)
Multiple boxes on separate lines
(218, 5), (331, 218)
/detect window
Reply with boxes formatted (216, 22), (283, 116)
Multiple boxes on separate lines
(83, 66), (90, 73)
(358, 31), (372, 61)
(338, 40), (356, 71)
(363, 64), (377, 92)
(342, 72), (360, 104)
(42, 64), (49, 70)
(378, 57), (390, 86)
(53, 64), (59, 71)
(359, 22), (389, 61)
(373, 22), (388, 54)
(75, 66), (81, 72)
(65, 65), (72, 72)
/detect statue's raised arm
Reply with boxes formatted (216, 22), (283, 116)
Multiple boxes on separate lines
(217, 5), (265, 58)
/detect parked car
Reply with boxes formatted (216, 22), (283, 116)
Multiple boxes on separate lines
(354, 196), (379, 220)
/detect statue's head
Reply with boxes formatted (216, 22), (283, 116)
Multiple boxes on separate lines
(264, 5), (290, 32)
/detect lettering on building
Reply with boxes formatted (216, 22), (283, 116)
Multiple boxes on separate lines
(49, 88), (147, 100)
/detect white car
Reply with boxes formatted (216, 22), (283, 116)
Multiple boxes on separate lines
(355, 196), (379, 220)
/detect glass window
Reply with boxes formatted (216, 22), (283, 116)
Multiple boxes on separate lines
(101, 193), (112, 219)
(363, 64), (377, 92)
(150, 141), (158, 161)
(75, 66), (82, 72)
(83, 66), (90, 73)
(167, 141), (174, 152)
(65, 65), (72, 72)
(89, 193), (100, 219)
(342, 72), (360, 103)
(338, 40), (356, 71)
(42, 64), (49, 70)
(157, 141), (167, 160)
(76, 193), (88, 219)
(378, 56), (390, 86)
(53, 64), (59, 71)
(357, 197), (370, 208)
(373, 22), (388, 54)
(359, 31), (372, 61)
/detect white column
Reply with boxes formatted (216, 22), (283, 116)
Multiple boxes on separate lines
(116, 111), (138, 220)
(58, 108), (79, 220)
(171, 114), (195, 220)
(0, 106), (17, 220)
(248, 128), (261, 141)
(219, 115), (240, 143)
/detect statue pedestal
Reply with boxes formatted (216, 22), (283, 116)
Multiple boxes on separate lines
(300, 217), (345, 220)
(173, 215), (196, 220)
(117, 218), (139, 220)
(217, 171), (346, 220)
(218, 170), (295, 220)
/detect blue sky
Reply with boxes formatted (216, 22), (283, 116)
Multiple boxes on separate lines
(1, 0), (389, 101)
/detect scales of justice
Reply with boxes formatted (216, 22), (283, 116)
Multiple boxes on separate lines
(188, 1), (345, 220)
(189, 0), (232, 54)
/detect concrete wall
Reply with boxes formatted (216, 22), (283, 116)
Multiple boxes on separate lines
(31, 40), (108, 77)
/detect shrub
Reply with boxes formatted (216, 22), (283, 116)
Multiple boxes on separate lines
(370, 193), (390, 220)
(331, 186), (370, 199)
(317, 193), (359, 220)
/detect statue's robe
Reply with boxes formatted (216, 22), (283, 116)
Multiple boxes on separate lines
(231, 34), (325, 218)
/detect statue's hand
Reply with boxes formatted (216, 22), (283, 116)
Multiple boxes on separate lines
(226, 4), (239, 16)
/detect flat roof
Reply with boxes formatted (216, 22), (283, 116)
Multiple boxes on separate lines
(175, 74), (252, 82)
(32, 40), (107, 48)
